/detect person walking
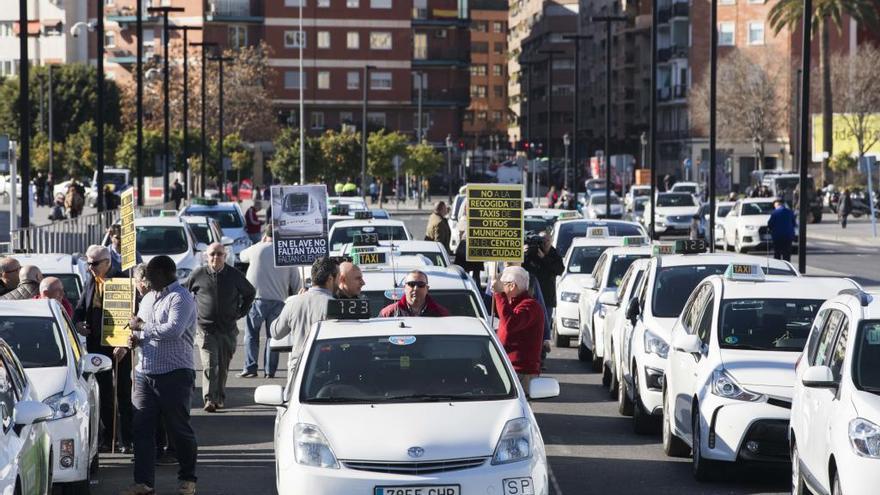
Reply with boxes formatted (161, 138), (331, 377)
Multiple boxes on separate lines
(545, 186), (558, 208)
(121, 255), (199, 495)
(424, 201), (452, 253)
(838, 188), (852, 229)
(0, 257), (22, 296)
(244, 200), (263, 243)
(767, 199), (797, 261)
(492, 266), (544, 395)
(378, 270), (449, 317)
(186, 242), (256, 412)
(64, 183), (84, 218)
(0, 265), (42, 300)
(33, 276), (74, 317)
(335, 261), (365, 299)
(35, 172), (46, 207)
(171, 180), (185, 209)
(238, 229), (301, 379)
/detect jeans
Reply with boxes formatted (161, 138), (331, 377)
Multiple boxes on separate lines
(133, 369), (198, 488)
(243, 299), (284, 376)
(195, 328), (238, 405)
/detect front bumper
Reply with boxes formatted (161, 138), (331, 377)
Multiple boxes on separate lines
(633, 352), (666, 415)
(697, 398), (791, 463)
(737, 230), (773, 249)
(555, 301), (580, 337)
(46, 414), (91, 483)
(654, 221), (691, 235)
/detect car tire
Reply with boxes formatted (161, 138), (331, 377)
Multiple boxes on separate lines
(632, 369), (656, 435)
(831, 470), (842, 495)
(602, 362), (612, 387)
(662, 390), (690, 458)
(791, 442), (808, 495)
(618, 374), (634, 416)
(591, 330), (603, 373)
(554, 324), (569, 348)
(577, 341), (592, 362)
(692, 408), (719, 482)
(608, 353), (619, 397)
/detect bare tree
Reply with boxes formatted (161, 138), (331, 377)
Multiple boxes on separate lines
(830, 43), (880, 176)
(690, 49), (785, 167)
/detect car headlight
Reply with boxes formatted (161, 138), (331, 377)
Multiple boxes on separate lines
(233, 236), (252, 250)
(643, 328), (669, 359)
(176, 268), (192, 280)
(849, 418), (880, 458)
(711, 369), (764, 402)
(560, 291), (580, 303)
(492, 418), (532, 465)
(294, 423), (339, 469)
(43, 391), (79, 420)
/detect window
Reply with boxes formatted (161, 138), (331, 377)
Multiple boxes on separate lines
(317, 31), (330, 48)
(470, 85), (487, 98)
(747, 22), (764, 45)
(828, 317), (849, 381)
(477, 111), (487, 121)
(493, 42), (505, 54)
(413, 112), (430, 131)
(347, 0), (359, 7)
(229, 25), (248, 49)
(473, 42), (488, 53)
(697, 295), (714, 345)
(472, 21), (488, 32)
(0, 358), (16, 431)
(371, 0), (392, 7)
(311, 112), (325, 129)
(319, 0), (330, 5)
(463, 111), (474, 122)
(493, 64), (504, 76)
(370, 71), (392, 89)
(104, 31), (116, 48)
(318, 71), (330, 89)
(285, 0), (305, 5)
(470, 64), (487, 76)
(367, 112), (386, 127)
(718, 22), (734, 46)
(284, 70), (305, 90)
(812, 310), (843, 366)
(284, 30), (306, 48)
(347, 71), (360, 89)
(347, 31), (360, 49)
(0, 22), (14, 37)
(370, 31), (392, 50)
(493, 85), (504, 98)
(414, 33), (428, 59)
(340, 111), (354, 123)
(435, 29), (448, 39)
(493, 21), (505, 33)
(491, 110), (502, 122)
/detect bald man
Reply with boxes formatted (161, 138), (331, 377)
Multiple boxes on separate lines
(335, 261), (365, 299)
(35, 276), (74, 317)
(186, 242), (256, 412)
(0, 265), (43, 300)
(0, 257), (21, 296)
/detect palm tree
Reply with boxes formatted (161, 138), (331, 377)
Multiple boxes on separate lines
(768, 0), (880, 184)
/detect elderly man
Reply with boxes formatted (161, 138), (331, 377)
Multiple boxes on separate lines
(378, 270), (449, 317)
(34, 276), (73, 317)
(186, 242), (256, 412)
(0, 256), (21, 295)
(335, 261), (365, 299)
(492, 266), (544, 395)
(238, 228), (301, 379)
(424, 201), (452, 252)
(271, 257), (337, 390)
(0, 265), (43, 300)
(123, 256), (199, 495)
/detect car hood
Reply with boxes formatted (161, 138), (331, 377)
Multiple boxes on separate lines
(299, 400), (524, 461)
(655, 206), (700, 217)
(559, 273), (593, 293)
(719, 350), (799, 391)
(24, 367), (70, 401)
(852, 389), (880, 421)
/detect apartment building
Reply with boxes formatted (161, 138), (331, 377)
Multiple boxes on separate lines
(1, 0), (88, 77)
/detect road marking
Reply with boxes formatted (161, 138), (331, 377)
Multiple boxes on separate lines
(548, 463), (564, 495)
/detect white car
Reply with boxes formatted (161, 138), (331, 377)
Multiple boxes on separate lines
(577, 244), (652, 375)
(619, 248), (798, 434)
(0, 337), (54, 495)
(275, 191), (326, 237)
(550, 219), (648, 258)
(182, 199), (252, 265)
(720, 198), (776, 253)
(601, 258), (650, 402)
(524, 208), (572, 235)
(662, 267), (857, 480)
(698, 201), (734, 245)
(583, 193), (624, 220)
(181, 215), (235, 265)
(790, 289), (880, 495)
(645, 193), (701, 238)
(329, 219), (412, 255)
(669, 181), (701, 197)
(339, 240), (451, 268)
(257, 316), (559, 495)
(328, 196), (368, 211)
(133, 216), (203, 282)
(13, 253), (89, 303)
(625, 185), (651, 211)
(0, 300), (112, 492)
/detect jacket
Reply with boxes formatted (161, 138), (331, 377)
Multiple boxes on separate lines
(424, 213), (452, 252)
(271, 287), (334, 387)
(494, 292), (544, 375)
(186, 265), (256, 333)
(767, 206), (796, 241)
(244, 207), (262, 234)
(378, 295), (449, 317)
(0, 280), (40, 301)
(73, 275), (107, 353)
(523, 247), (564, 308)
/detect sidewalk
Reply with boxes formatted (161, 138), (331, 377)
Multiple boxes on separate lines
(807, 217), (880, 248)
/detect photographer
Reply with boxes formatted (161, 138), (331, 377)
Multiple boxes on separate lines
(522, 233), (564, 312)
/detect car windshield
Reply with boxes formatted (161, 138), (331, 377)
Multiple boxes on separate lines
(673, 185), (697, 194)
(775, 178), (800, 192)
(657, 194), (696, 207)
(555, 222), (646, 256)
(282, 193), (311, 213)
(587, 181), (605, 190)
(0, 317), (67, 368)
(742, 202), (775, 215)
(187, 208), (243, 229)
(331, 226), (408, 250)
(187, 222), (213, 244)
(361, 289), (483, 318)
(590, 195), (621, 206)
(567, 246), (608, 274)
(607, 254), (650, 288)
(105, 172), (127, 188)
(854, 320), (880, 393)
(717, 205), (733, 217)
(137, 226), (189, 255)
(719, 299), (822, 351)
(525, 217), (554, 234)
(47, 273), (82, 303)
(300, 334), (515, 403)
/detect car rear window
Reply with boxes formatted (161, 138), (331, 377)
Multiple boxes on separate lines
(718, 299), (822, 351)
(137, 226), (188, 255)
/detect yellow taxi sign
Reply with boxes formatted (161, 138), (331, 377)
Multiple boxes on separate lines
(622, 236), (645, 247)
(587, 226), (610, 238)
(724, 263), (765, 282)
(558, 211), (580, 221)
(652, 243), (676, 256)
(353, 250), (387, 265)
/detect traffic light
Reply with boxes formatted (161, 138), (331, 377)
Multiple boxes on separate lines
(458, 140), (465, 150)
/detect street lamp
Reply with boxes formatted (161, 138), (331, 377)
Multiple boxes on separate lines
(538, 49), (564, 189)
(563, 132), (571, 189)
(191, 41), (219, 197)
(446, 135), (454, 204)
(562, 33), (590, 198)
(170, 25), (203, 199)
(649, 0), (659, 240)
(208, 53), (235, 201)
(361, 65), (376, 200)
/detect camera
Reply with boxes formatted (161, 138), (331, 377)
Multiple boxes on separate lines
(525, 234), (544, 255)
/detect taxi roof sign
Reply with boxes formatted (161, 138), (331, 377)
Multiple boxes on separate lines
(353, 210), (373, 220)
(159, 209), (178, 217)
(675, 239), (707, 255)
(558, 211), (580, 220)
(652, 243), (676, 256)
(724, 263), (765, 282)
(331, 204), (350, 216)
(192, 197), (218, 206)
(353, 250), (387, 265)
(622, 236), (645, 247)
(352, 232), (380, 247)
(587, 226), (610, 238)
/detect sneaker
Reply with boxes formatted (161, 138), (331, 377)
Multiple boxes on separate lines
(119, 483), (155, 495)
(217, 401), (225, 409)
(264, 373), (275, 379)
(238, 370), (258, 378)
(203, 401), (217, 413)
(156, 453), (178, 466)
(178, 480), (197, 495)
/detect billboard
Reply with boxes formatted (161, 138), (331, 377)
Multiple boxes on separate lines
(812, 113), (880, 160)
(271, 184), (329, 266)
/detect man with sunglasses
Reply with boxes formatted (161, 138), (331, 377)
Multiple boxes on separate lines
(0, 256), (21, 296)
(378, 270), (449, 317)
(186, 242), (256, 412)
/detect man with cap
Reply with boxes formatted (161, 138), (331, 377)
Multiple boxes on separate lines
(378, 270), (449, 317)
(492, 266), (544, 394)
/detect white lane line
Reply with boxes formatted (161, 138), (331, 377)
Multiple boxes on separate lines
(548, 463), (564, 495)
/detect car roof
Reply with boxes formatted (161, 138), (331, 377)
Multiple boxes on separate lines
(0, 299), (56, 317)
(135, 216), (187, 227)
(13, 253), (79, 273)
(602, 246), (655, 257)
(655, 252), (796, 272)
(672, 181), (699, 187)
(331, 219), (407, 229)
(714, 275), (858, 300)
(180, 215), (210, 223)
(524, 208), (560, 217)
(378, 240), (444, 251)
(314, 316), (491, 341)
(360, 265), (471, 290)
(185, 202), (239, 211)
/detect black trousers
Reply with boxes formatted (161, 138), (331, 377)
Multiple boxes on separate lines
(96, 348), (133, 447)
(133, 369), (198, 488)
(773, 237), (793, 261)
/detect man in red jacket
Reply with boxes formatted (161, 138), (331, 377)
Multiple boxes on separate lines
(493, 266), (544, 395)
(379, 270), (449, 317)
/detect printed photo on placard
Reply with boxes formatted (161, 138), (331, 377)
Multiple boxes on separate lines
(271, 184), (329, 266)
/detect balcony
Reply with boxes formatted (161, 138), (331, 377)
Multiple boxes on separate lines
(670, 45), (689, 59)
(412, 88), (469, 107)
(673, 84), (687, 99)
(106, 7), (159, 27)
(412, 48), (469, 68)
(658, 48), (671, 62)
(657, 86), (671, 102)
(206, 0), (263, 22)
(671, 2), (689, 18)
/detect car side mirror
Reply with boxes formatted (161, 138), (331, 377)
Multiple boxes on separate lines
(194, 242), (208, 252)
(254, 385), (286, 407)
(527, 377), (560, 400)
(14, 400), (54, 426)
(625, 297), (641, 323)
(581, 275), (597, 290)
(82, 353), (112, 375)
(672, 333), (703, 355)
(220, 236), (234, 246)
(802, 365), (838, 389)
(598, 291), (619, 307)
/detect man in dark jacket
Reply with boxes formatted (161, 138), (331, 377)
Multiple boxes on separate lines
(523, 234), (564, 311)
(424, 201), (452, 253)
(186, 242), (256, 412)
(767, 199), (797, 261)
(378, 270), (449, 317)
(335, 261), (365, 299)
(0, 257), (21, 296)
(0, 265), (42, 300)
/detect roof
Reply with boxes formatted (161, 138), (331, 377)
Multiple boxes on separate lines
(315, 316), (491, 341)
(655, 252), (796, 272)
(13, 253), (79, 274)
(715, 275), (858, 300)
(135, 216), (187, 227)
(0, 299), (56, 318)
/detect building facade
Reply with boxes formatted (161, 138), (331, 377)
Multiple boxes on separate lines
(1, 0), (88, 76)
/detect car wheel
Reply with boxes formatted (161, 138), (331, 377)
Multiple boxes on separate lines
(831, 470), (842, 495)
(554, 324), (569, 348)
(662, 390), (690, 458)
(618, 373), (634, 416)
(577, 341), (592, 362)
(608, 352), (619, 397)
(591, 330), (603, 373)
(632, 368), (656, 435)
(692, 408), (719, 481)
(791, 442), (808, 495)
(602, 362), (612, 387)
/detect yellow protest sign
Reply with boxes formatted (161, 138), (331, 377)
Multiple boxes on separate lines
(101, 278), (134, 348)
(466, 184), (525, 262)
(812, 113), (880, 159)
(120, 188), (136, 272)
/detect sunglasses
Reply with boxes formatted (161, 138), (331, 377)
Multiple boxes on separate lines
(404, 281), (427, 289)
(87, 259), (108, 267)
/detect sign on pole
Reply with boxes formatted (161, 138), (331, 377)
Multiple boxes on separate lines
(119, 188), (136, 272)
(101, 278), (135, 347)
(466, 184), (525, 262)
(271, 184), (329, 266)
(0, 135), (9, 173)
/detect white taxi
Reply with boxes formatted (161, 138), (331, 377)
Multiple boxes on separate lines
(669, 181), (702, 197)
(550, 218), (648, 258)
(524, 208), (572, 236)
(329, 218), (412, 255)
(720, 198), (777, 253)
(644, 192), (701, 238)
(256, 315), (559, 495)
(582, 192), (624, 220)
(576, 241), (652, 375)
(182, 199), (252, 265)
(0, 300), (112, 492)
(618, 244), (797, 433)
(661, 266), (857, 480)
(790, 289), (880, 495)
(132, 217), (202, 282)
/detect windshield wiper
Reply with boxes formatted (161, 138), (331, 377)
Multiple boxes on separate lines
(382, 394), (463, 402)
(305, 397), (368, 403)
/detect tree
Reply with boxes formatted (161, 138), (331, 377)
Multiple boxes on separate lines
(62, 122), (120, 179)
(403, 142), (443, 208)
(267, 127), (320, 184)
(115, 128), (179, 175)
(690, 50), (784, 167)
(367, 130), (409, 207)
(319, 129), (362, 184)
(768, 0), (880, 183)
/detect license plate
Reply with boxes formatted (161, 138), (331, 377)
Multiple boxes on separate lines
(760, 234), (772, 241)
(503, 477), (535, 495)
(375, 486), (460, 495)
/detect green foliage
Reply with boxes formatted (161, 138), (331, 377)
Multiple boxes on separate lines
(268, 128), (320, 184)
(223, 133), (253, 175)
(403, 142), (443, 177)
(829, 151), (857, 172)
(319, 130), (362, 183)
(59, 121), (119, 179)
(367, 130), (408, 180)
(768, 0), (880, 35)
(29, 133), (64, 174)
